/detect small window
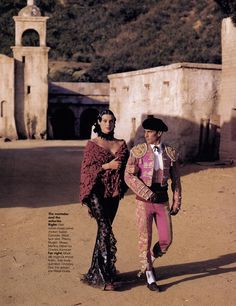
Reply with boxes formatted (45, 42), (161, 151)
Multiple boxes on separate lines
(22, 56), (25, 63)
(162, 81), (170, 96)
(231, 108), (236, 141)
(131, 117), (136, 131)
(27, 86), (31, 94)
(1, 101), (6, 117)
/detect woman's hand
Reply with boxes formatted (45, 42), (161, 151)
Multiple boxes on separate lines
(102, 157), (122, 170)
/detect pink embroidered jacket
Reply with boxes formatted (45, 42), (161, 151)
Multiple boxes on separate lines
(124, 143), (182, 203)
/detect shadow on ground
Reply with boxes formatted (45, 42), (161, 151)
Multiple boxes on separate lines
(0, 144), (234, 208)
(115, 252), (236, 291)
(0, 146), (82, 208)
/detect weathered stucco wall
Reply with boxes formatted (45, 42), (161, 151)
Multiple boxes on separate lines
(179, 65), (221, 159)
(109, 63), (221, 160)
(49, 82), (109, 105)
(219, 18), (236, 160)
(12, 46), (49, 139)
(14, 16), (48, 47)
(0, 55), (17, 139)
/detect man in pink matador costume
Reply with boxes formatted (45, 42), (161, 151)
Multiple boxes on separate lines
(125, 116), (182, 292)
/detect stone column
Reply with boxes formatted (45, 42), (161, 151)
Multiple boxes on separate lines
(219, 18), (236, 160)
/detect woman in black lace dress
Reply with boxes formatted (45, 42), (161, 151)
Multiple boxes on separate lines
(80, 110), (129, 290)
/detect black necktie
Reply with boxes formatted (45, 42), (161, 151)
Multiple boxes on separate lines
(153, 146), (160, 153)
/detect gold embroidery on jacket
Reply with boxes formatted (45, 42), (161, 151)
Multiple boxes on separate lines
(131, 143), (147, 158)
(165, 145), (178, 161)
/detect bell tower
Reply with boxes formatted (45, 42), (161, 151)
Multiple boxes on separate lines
(12, 0), (50, 139)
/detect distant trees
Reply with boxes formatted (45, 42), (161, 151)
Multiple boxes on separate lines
(0, 0), (227, 82)
(214, 0), (236, 24)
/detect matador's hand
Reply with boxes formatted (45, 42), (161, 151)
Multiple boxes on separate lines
(170, 202), (181, 216)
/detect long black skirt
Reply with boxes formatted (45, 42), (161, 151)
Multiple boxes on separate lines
(81, 193), (119, 287)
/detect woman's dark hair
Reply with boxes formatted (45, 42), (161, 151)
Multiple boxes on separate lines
(93, 109), (116, 135)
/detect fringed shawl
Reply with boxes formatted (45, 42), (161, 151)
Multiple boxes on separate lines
(80, 140), (129, 203)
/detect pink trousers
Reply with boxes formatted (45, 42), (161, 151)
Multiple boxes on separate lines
(136, 199), (172, 272)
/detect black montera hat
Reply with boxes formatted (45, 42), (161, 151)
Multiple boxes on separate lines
(142, 117), (168, 132)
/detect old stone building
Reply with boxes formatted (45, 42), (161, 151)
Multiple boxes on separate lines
(0, 55), (17, 139)
(219, 18), (236, 161)
(0, 0), (49, 139)
(12, 0), (49, 139)
(48, 82), (109, 139)
(0, 1), (108, 141)
(109, 63), (221, 160)
(0, 1), (235, 161)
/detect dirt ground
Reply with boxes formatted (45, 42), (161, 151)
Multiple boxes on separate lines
(0, 140), (235, 306)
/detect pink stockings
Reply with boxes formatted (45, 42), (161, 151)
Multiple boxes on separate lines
(136, 199), (172, 272)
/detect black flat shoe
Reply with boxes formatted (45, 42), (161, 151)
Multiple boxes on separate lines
(147, 282), (160, 292)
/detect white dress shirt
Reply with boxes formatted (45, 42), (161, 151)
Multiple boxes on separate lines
(150, 143), (163, 171)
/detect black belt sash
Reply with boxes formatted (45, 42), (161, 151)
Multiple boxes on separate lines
(136, 183), (169, 203)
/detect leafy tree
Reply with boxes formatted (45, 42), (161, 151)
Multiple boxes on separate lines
(214, 0), (236, 24)
(0, 0), (226, 81)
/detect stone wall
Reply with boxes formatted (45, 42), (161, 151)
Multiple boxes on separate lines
(219, 18), (236, 160)
(108, 63), (221, 160)
(49, 82), (109, 104)
(0, 55), (17, 139)
(12, 46), (49, 139)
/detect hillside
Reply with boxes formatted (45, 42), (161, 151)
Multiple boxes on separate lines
(0, 0), (234, 82)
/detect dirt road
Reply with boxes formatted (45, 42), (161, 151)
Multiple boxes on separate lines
(0, 140), (235, 306)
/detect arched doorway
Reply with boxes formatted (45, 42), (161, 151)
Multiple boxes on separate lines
(80, 108), (99, 139)
(51, 108), (75, 140)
